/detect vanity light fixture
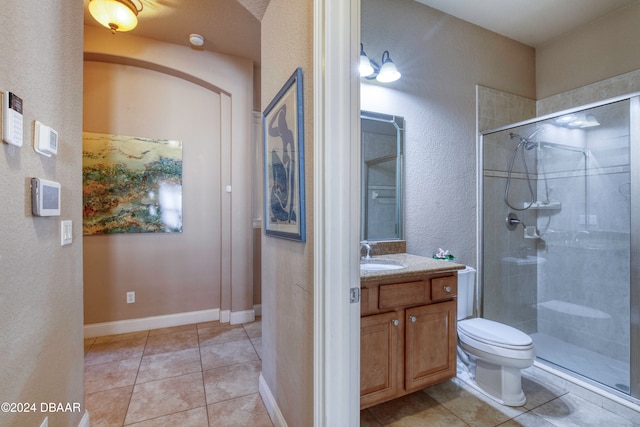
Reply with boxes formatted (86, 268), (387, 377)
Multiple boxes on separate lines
(359, 44), (375, 77)
(376, 51), (401, 83)
(88, 0), (143, 34)
(359, 44), (401, 83)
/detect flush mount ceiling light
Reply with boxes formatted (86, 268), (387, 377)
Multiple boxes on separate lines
(359, 44), (401, 83)
(555, 113), (600, 128)
(89, 0), (143, 34)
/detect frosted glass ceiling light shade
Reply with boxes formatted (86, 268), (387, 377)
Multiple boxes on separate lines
(567, 113), (600, 128)
(556, 113), (599, 128)
(359, 44), (374, 77)
(376, 51), (401, 83)
(89, 0), (143, 34)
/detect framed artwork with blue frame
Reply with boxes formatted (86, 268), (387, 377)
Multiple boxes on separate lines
(263, 67), (306, 242)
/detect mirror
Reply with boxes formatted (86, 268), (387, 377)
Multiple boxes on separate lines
(361, 111), (404, 241)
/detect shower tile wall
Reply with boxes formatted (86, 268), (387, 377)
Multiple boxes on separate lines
(534, 101), (631, 363)
(482, 146), (542, 334)
(479, 85), (632, 367)
(537, 69), (640, 116)
(477, 85), (536, 132)
(478, 86), (538, 332)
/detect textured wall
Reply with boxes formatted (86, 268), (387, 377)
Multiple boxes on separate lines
(362, 0), (536, 268)
(536, 1), (640, 99)
(261, 0), (314, 425)
(0, 1), (85, 426)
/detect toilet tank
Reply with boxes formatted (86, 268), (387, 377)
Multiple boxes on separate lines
(457, 266), (476, 320)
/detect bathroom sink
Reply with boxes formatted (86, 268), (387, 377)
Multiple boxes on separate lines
(360, 259), (407, 271)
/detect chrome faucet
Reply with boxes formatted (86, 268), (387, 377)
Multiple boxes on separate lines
(360, 241), (372, 259)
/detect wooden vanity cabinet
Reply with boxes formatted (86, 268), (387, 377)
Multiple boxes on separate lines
(360, 272), (457, 409)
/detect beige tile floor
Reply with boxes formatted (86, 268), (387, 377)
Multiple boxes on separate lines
(86, 319), (639, 426)
(84, 318), (273, 427)
(361, 373), (640, 427)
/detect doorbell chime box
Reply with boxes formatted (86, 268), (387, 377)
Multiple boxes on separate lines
(31, 178), (61, 217)
(34, 121), (58, 157)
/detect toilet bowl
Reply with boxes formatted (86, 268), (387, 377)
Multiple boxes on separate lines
(456, 267), (535, 406)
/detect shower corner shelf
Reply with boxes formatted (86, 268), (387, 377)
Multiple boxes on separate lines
(527, 202), (561, 210)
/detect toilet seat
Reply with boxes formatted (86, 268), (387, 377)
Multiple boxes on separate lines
(458, 318), (532, 350)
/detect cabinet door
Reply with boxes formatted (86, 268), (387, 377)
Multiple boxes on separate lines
(360, 311), (402, 409)
(405, 300), (456, 391)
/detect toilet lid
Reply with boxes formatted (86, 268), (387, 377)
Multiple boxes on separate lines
(458, 318), (532, 347)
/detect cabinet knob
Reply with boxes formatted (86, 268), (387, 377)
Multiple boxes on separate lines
(409, 315), (417, 323)
(391, 319), (399, 326)
(444, 286), (451, 293)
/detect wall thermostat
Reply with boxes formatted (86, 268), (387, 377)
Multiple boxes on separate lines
(31, 178), (61, 217)
(34, 121), (58, 157)
(2, 91), (24, 147)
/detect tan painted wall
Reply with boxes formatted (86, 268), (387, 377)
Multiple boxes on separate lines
(536, 1), (640, 99)
(0, 1), (85, 426)
(261, 0), (315, 425)
(83, 61), (223, 322)
(83, 26), (255, 324)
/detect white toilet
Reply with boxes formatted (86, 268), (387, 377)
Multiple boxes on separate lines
(456, 266), (535, 406)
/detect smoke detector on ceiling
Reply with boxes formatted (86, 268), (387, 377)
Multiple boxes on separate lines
(189, 34), (205, 47)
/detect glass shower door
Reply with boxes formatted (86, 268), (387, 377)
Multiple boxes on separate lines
(480, 97), (638, 398)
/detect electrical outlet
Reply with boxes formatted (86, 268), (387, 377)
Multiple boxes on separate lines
(127, 291), (135, 304)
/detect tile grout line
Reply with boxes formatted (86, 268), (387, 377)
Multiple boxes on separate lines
(197, 333), (211, 426)
(121, 330), (149, 427)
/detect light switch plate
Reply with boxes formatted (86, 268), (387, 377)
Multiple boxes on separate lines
(61, 220), (72, 246)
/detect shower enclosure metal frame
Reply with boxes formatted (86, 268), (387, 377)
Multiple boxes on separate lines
(477, 92), (640, 402)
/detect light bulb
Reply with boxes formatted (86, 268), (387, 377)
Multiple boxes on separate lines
(376, 51), (401, 83)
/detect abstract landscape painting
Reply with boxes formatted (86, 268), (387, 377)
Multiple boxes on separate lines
(82, 132), (183, 235)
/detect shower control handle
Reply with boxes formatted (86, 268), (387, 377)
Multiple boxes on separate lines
(506, 212), (525, 231)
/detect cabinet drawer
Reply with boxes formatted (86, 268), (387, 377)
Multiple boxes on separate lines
(379, 280), (427, 309)
(431, 276), (457, 302)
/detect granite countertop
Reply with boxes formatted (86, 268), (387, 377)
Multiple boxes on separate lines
(360, 253), (465, 282)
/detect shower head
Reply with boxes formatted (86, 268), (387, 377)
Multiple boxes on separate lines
(509, 133), (538, 150)
(510, 125), (550, 151)
(525, 126), (547, 141)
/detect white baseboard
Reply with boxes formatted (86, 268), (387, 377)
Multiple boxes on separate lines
(230, 309), (256, 325)
(84, 309), (220, 338)
(220, 309), (230, 323)
(254, 304), (262, 317)
(78, 410), (90, 427)
(259, 373), (287, 427)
